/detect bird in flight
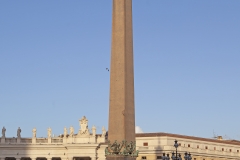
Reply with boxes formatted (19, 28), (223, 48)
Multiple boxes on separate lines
(106, 68), (109, 71)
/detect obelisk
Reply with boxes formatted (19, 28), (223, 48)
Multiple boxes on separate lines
(106, 0), (137, 159)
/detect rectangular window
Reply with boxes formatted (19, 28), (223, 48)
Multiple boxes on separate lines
(230, 149), (232, 152)
(222, 148), (224, 151)
(179, 143), (181, 146)
(197, 145), (199, 148)
(142, 156), (147, 159)
(188, 144), (190, 147)
(157, 156), (162, 159)
(237, 150), (239, 153)
(214, 147), (216, 150)
(143, 143), (148, 146)
(205, 146), (208, 149)
(194, 158), (196, 160)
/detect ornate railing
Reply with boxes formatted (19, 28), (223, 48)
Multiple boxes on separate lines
(21, 138), (32, 143)
(52, 138), (63, 143)
(36, 138), (48, 143)
(5, 138), (17, 143)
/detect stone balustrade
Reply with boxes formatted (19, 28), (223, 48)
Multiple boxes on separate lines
(0, 135), (105, 144)
(0, 117), (108, 160)
(36, 138), (48, 143)
(0, 116), (106, 145)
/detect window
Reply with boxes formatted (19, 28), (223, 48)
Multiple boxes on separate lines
(237, 150), (239, 153)
(143, 142), (148, 146)
(230, 149), (232, 152)
(214, 147), (216, 150)
(205, 146), (208, 149)
(188, 144), (191, 147)
(142, 156), (147, 159)
(179, 143), (181, 146)
(194, 159), (196, 160)
(157, 156), (162, 159)
(222, 148), (224, 151)
(197, 145), (199, 148)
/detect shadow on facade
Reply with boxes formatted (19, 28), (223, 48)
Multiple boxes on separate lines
(154, 137), (163, 159)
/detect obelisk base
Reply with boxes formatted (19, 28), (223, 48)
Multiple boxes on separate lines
(106, 156), (136, 160)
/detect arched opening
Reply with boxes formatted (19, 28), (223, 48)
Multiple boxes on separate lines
(21, 157), (31, 160)
(36, 158), (47, 160)
(73, 157), (91, 160)
(52, 157), (61, 160)
(5, 157), (16, 160)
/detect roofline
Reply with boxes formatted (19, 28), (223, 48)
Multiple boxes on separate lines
(136, 132), (240, 146)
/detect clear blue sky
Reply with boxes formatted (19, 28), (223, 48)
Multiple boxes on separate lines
(0, 0), (240, 139)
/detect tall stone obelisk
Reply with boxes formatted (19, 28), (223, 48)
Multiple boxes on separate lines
(106, 0), (137, 159)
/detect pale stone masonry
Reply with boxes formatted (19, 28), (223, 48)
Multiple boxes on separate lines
(136, 133), (240, 160)
(1, 118), (240, 160)
(0, 117), (107, 160)
(1, 0), (239, 160)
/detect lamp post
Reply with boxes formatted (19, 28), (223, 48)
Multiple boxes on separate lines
(162, 140), (192, 160)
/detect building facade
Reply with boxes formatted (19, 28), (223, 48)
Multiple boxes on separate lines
(0, 116), (107, 160)
(136, 133), (240, 160)
(1, 117), (240, 160)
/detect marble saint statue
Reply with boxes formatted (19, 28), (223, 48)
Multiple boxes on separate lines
(2, 127), (6, 138)
(32, 128), (37, 138)
(48, 127), (52, 138)
(92, 125), (96, 136)
(17, 127), (21, 138)
(69, 126), (74, 137)
(64, 127), (68, 137)
(102, 126), (106, 137)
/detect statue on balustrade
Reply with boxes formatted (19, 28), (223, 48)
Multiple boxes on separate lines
(102, 126), (106, 138)
(32, 128), (37, 138)
(17, 127), (21, 138)
(69, 126), (74, 137)
(92, 125), (96, 136)
(48, 127), (52, 138)
(79, 116), (90, 135)
(64, 127), (68, 137)
(2, 127), (6, 138)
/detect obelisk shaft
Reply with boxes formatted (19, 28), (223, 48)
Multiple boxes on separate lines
(108, 0), (135, 143)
